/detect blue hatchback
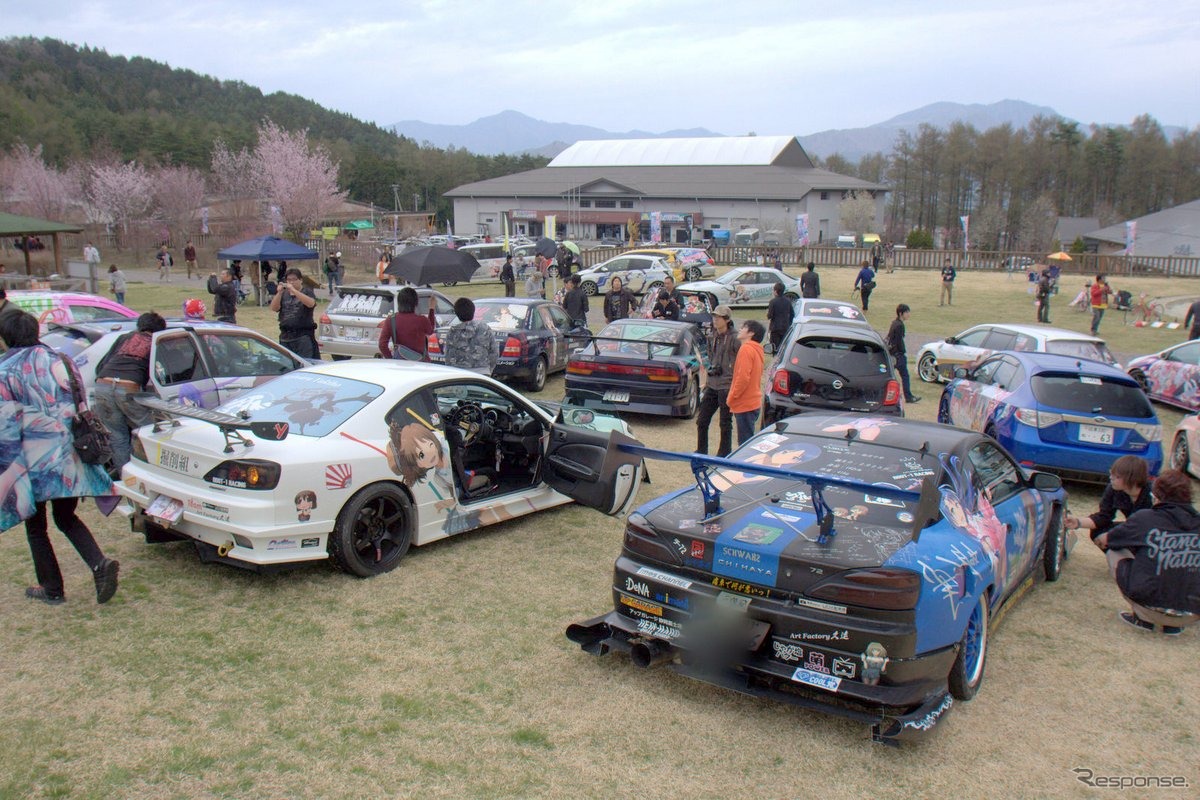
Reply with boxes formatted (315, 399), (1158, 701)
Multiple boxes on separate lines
(938, 351), (1162, 482)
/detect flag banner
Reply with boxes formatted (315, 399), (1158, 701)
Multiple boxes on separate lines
(795, 214), (810, 246)
(503, 213), (510, 252)
(960, 215), (969, 251)
(544, 215), (556, 238)
(650, 212), (662, 243)
(201, 206), (210, 235)
(1125, 221), (1137, 255)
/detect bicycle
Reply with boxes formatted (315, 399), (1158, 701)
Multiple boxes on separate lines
(1130, 293), (1164, 325)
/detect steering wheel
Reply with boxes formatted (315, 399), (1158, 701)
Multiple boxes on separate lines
(447, 402), (488, 446)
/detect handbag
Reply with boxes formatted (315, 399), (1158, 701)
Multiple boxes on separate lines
(55, 351), (113, 465)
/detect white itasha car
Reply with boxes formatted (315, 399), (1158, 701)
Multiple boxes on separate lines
(677, 267), (800, 308)
(915, 323), (1118, 383)
(118, 361), (644, 576)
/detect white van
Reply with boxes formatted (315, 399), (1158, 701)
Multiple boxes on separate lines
(733, 228), (760, 246)
(835, 233), (858, 248)
(458, 242), (539, 281)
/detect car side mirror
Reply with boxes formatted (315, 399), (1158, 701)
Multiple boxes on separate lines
(945, 336), (958, 344)
(953, 367), (968, 379)
(1031, 471), (1063, 492)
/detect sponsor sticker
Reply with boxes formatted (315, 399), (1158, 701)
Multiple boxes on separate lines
(791, 667), (842, 693)
(795, 597), (848, 614)
(325, 463), (352, 490)
(636, 566), (693, 590)
(620, 595), (664, 617)
(832, 656), (858, 679)
(267, 538), (298, 551)
(301, 537), (320, 548)
(772, 641), (804, 662)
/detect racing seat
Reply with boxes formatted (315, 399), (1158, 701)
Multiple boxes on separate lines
(442, 418), (497, 501)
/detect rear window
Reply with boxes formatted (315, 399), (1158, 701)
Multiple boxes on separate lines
(591, 322), (683, 357)
(327, 292), (393, 319)
(1045, 339), (1116, 364)
(215, 372), (383, 437)
(1030, 374), (1153, 417)
(791, 337), (889, 377)
(42, 327), (95, 360)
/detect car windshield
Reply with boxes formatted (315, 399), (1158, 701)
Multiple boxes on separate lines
(328, 291), (392, 319)
(1030, 374), (1153, 417)
(41, 327), (95, 360)
(1045, 339), (1116, 364)
(793, 337), (889, 377)
(215, 372), (384, 437)
(714, 272), (744, 286)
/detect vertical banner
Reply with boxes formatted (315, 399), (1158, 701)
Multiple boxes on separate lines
(269, 205), (282, 235)
(201, 206), (210, 235)
(650, 211), (662, 243)
(544, 214), (557, 239)
(795, 214), (810, 246)
(960, 215), (969, 252)
(503, 212), (510, 252)
(1125, 221), (1137, 255)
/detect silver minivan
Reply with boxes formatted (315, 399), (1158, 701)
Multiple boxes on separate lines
(318, 284), (456, 359)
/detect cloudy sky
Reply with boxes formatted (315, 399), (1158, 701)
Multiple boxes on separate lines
(4, 0), (1198, 135)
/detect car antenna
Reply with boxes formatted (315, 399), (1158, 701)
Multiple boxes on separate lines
(844, 428), (858, 442)
(918, 441), (930, 456)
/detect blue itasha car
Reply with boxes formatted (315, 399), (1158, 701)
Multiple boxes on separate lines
(937, 351), (1162, 482)
(566, 414), (1068, 743)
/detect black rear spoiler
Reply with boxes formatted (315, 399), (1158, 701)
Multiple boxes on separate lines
(136, 395), (289, 452)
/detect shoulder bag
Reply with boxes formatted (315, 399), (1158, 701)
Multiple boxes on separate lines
(54, 350), (113, 465)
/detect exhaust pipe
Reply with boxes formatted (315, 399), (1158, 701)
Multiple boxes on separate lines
(216, 542), (234, 557)
(630, 638), (674, 669)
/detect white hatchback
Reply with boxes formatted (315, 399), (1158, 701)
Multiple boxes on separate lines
(915, 323), (1118, 383)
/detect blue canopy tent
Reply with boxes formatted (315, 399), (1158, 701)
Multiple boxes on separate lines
(215, 236), (322, 305)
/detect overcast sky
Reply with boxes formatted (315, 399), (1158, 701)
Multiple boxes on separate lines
(4, 0), (1198, 135)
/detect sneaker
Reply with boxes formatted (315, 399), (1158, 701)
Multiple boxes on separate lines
(1161, 625), (1184, 637)
(1119, 611), (1154, 632)
(25, 586), (65, 605)
(906, 396), (922, 403)
(93, 558), (120, 604)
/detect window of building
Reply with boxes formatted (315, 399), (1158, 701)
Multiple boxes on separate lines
(595, 200), (616, 209)
(820, 191), (829, 201)
(578, 200), (591, 208)
(619, 200), (634, 209)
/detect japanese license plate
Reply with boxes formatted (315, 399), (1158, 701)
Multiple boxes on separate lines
(603, 390), (630, 404)
(145, 494), (184, 523)
(156, 446), (192, 474)
(716, 591), (751, 613)
(1078, 424), (1114, 445)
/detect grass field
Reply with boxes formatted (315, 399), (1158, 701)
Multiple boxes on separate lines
(1, 264), (1196, 798)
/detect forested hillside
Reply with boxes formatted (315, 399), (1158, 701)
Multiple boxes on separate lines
(0, 37), (547, 216)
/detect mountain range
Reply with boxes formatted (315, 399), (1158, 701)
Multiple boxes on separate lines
(391, 100), (1186, 162)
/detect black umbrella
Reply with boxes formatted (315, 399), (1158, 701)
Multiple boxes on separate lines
(534, 237), (558, 258)
(384, 245), (481, 285)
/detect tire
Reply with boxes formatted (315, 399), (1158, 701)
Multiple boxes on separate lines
(682, 379), (699, 419)
(948, 594), (989, 701)
(441, 281), (458, 287)
(1170, 432), (1190, 474)
(686, 266), (701, 281)
(937, 395), (952, 424)
(645, 280), (663, 297)
(328, 483), (414, 577)
(528, 356), (548, 392)
(1129, 369), (1148, 392)
(1043, 505), (1065, 582)
(582, 281), (598, 297)
(917, 352), (938, 383)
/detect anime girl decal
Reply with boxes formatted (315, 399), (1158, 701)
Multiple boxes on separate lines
(294, 490), (316, 521)
(821, 417), (896, 442)
(387, 421), (459, 518)
(938, 453), (1007, 586)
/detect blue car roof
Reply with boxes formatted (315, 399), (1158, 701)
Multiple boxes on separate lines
(1003, 351), (1132, 380)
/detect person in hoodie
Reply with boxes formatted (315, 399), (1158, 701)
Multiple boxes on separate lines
(1093, 468), (1200, 635)
(727, 319), (766, 446)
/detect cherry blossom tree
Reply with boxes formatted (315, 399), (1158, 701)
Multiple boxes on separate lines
(152, 165), (206, 246)
(1, 144), (79, 220)
(210, 140), (262, 238)
(86, 161), (154, 248)
(251, 120), (346, 239)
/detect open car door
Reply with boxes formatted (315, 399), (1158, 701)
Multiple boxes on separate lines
(543, 424), (644, 516)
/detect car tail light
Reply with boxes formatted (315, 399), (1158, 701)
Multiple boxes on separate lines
(502, 335), (525, 357)
(883, 380), (900, 405)
(204, 460), (281, 490)
(772, 369), (790, 394)
(319, 313), (331, 325)
(1015, 409), (1063, 428)
(426, 334), (441, 355)
(567, 358), (593, 376)
(806, 567), (921, 610)
(580, 362), (680, 382)
(622, 513), (683, 566)
(1134, 423), (1162, 442)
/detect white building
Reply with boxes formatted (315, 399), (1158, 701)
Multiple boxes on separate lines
(445, 135), (887, 245)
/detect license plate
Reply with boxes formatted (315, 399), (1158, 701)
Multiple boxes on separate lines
(146, 494), (184, 523)
(156, 446), (193, 474)
(603, 390), (630, 404)
(716, 591), (751, 613)
(1078, 424), (1114, 445)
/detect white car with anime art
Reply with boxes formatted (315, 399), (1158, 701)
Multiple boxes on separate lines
(677, 267), (801, 308)
(117, 361), (645, 576)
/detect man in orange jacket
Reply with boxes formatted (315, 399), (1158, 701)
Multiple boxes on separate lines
(727, 319), (766, 446)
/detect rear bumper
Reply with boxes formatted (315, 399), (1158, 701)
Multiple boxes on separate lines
(1008, 429), (1163, 480)
(765, 393), (904, 420)
(565, 379), (693, 417)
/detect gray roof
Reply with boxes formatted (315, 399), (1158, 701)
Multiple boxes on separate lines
(1052, 217), (1099, 247)
(446, 164), (885, 201)
(1085, 199), (1200, 257)
(549, 135), (811, 168)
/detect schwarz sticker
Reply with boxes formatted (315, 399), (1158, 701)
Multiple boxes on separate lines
(791, 667), (841, 693)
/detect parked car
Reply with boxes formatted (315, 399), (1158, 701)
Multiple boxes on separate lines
(937, 351), (1162, 482)
(790, 298), (872, 329)
(1127, 341), (1200, 412)
(678, 267), (800, 308)
(117, 361), (645, 576)
(566, 413), (1068, 743)
(575, 253), (676, 297)
(5, 290), (136, 332)
(318, 285), (456, 360)
(1167, 412), (1200, 476)
(763, 320), (902, 423)
(625, 247), (717, 282)
(915, 323), (1118, 384)
(564, 318), (709, 418)
(427, 298), (587, 391)
(457, 242), (540, 282)
(43, 319), (307, 408)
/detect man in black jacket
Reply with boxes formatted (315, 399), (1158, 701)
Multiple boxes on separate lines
(1095, 469), (1200, 635)
(886, 303), (920, 403)
(766, 282), (794, 353)
(696, 305), (740, 457)
(562, 275), (589, 329)
(207, 268), (238, 324)
(500, 254), (516, 297)
(800, 262), (820, 298)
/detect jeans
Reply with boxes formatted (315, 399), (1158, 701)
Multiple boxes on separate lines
(735, 409), (759, 445)
(769, 329), (785, 354)
(696, 386), (733, 457)
(895, 354), (914, 400)
(859, 287), (872, 310)
(281, 334), (320, 360)
(1091, 307), (1105, 334)
(93, 382), (153, 469)
(114, 292), (125, 305)
(25, 498), (105, 597)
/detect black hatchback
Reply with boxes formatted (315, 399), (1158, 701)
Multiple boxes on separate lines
(763, 321), (903, 422)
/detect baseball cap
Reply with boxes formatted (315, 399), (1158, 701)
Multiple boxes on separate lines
(713, 304), (733, 318)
